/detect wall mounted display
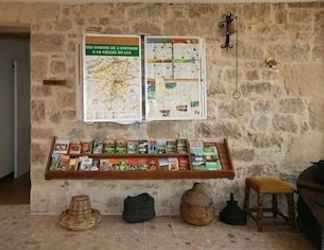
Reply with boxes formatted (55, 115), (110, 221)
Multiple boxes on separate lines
(45, 137), (234, 180)
(145, 36), (207, 120)
(83, 34), (142, 122)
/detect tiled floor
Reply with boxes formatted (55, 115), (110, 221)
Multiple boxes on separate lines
(0, 205), (314, 250)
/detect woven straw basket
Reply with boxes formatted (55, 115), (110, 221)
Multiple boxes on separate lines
(59, 195), (102, 231)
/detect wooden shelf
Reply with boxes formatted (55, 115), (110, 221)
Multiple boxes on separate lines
(45, 169), (235, 180)
(69, 153), (190, 158)
(45, 137), (235, 180)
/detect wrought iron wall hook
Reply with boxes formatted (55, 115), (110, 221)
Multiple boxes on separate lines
(219, 12), (237, 50)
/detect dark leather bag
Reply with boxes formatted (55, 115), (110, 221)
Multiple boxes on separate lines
(123, 193), (155, 223)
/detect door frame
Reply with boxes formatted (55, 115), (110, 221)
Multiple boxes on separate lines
(14, 60), (18, 178)
(0, 26), (31, 179)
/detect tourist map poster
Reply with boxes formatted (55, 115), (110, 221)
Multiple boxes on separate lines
(145, 36), (207, 120)
(83, 34), (142, 122)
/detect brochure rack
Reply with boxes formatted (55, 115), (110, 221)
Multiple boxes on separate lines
(45, 137), (235, 180)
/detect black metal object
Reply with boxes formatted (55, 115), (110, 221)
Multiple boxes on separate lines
(122, 193), (155, 223)
(297, 164), (324, 250)
(219, 12), (236, 50)
(219, 193), (247, 225)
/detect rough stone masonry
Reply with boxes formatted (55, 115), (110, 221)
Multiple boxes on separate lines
(1, 2), (324, 215)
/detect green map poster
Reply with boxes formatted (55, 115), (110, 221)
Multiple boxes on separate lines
(83, 34), (142, 122)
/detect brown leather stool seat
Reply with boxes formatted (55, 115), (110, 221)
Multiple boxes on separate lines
(244, 177), (296, 232)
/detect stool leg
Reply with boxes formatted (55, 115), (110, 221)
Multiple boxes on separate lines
(256, 193), (264, 232)
(244, 185), (250, 212)
(272, 194), (278, 219)
(286, 193), (296, 228)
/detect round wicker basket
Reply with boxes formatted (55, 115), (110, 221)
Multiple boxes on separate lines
(59, 195), (102, 231)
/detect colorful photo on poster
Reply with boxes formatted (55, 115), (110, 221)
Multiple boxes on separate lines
(83, 34), (142, 122)
(145, 36), (207, 121)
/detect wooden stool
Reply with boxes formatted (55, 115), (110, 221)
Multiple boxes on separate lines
(244, 177), (296, 232)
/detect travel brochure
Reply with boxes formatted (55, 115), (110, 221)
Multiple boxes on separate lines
(49, 138), (222, 172)
(190, 141), (222, 171)
(53, 138), (188, 155)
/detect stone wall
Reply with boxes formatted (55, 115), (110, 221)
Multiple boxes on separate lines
(1, 2), (324, 215)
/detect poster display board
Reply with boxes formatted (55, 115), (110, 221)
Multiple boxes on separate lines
(83, 34), (142, 122)
(145, 36), (207, 120)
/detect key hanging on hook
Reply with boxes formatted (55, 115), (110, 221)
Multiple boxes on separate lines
(219, 12), (237, 50)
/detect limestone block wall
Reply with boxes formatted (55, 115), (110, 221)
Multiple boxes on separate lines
(1, 2), (323, 215)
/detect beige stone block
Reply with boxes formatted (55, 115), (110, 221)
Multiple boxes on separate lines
(147, 121), (178, 138)
(246, 163), (278, 177)
(62, 110), (77, 121)
(272, 114), (298, 133)
(284, 132), (324, 170)
(278, 98), (305, 114)
(247, 132), (283, 149)
(0, 3), (23, 23)
(253, 100), (272, 113)
(281, 63), (324, 97)
(50, 60), (66, 75)
(31, 86), (52, 97)
(164, 19), (190, 36)
(31, 55), (48, 81)
(54, 19), (73, 32)
(127, 4), (167, 20)
(300, 121), (310, 134)
(238, 41), (264, 60)
(273, 4), (288, 24)
(31, 142), (48, 164)
(49, 112), (62, 124)
(31, 100), (45, 123)
(188, 4), (219, 18)
(290, 43), (311, 61)
(32, 34), (65, 53)
(166, 3), (188, 18)
(218, 100), (251, 119)
(250, 115), (270, 131)
(309, 97), (324, 131)
(79, 4), (101, 16)
(250, 23), (287, 41)
(241, 82), (272, 97)
(99, 17), (109, 25)
(59, 92), (76, 109)
(74, 17), (85, 26)
(267, 43), (310, 62)
(288, 2), (322, 8)
(242, 4), (271, 22)
(261, 68), (280, 81)
(231, 148), (255, 162)
(32, 3), (60, 20)
(314, 11), (324, 26)
(131, 22), (162, 35)
(32, 128), (54, 139)
(246, 70), (259, 81)
(195, 121), (241, 139)
(288, 10), (313, 23)
(312, 45), (324, 61)
(208, 79), (226, 96)
(221, 4), (242, 16)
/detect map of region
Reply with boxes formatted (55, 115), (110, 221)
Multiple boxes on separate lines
(84, 35), (142, 122)
(145, 36), (207, 121)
